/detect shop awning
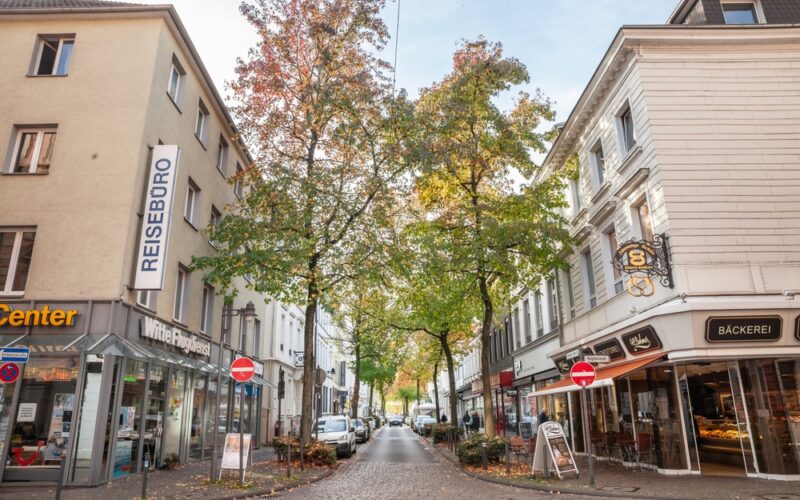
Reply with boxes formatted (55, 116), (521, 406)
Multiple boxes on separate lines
(530, 354), (664, 397)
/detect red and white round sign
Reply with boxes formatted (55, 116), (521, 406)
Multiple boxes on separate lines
(231, 357), (255, 383)
(570, 361), (596, 388)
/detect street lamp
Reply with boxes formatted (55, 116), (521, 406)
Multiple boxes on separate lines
(210, 301), (257, 482)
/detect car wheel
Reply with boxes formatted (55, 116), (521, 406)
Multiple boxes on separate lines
(344, 444), (353, 458)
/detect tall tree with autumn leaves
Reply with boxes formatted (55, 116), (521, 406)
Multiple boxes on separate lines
(410, 39), (571, 437)
(193, 0), (412, 445)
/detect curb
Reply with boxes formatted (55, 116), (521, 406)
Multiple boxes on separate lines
(223, 466), (335, 499)
(422, 436), (676, 500)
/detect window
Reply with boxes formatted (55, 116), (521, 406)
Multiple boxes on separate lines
(582, 250), (597, 308)
(8, 127), (57, 174)
(563, 269), (576, 319)
(239, 314), (248, 354)
(722, 2), (760, 24)
(590, 141), (606, 190)
(167, 57), (185, 104)
(547, 279), (558, 330)
(606, 228), (624, 295)
(534, 291), (544, 337)
(209, 205), (222, 246)
(184, 179), (200, 227)
(0, 229), (36, 294)
(173, 266), (189, 323)
(568, 176), (582, 216)
(522, 298), (532, 344)
(136, 290), (158, 311)
(253, 319), (261, 357)
(635, 200), (655, 241)
(618, 104), (636, 153)
(512, 307), (521, 348)
(200, 284), (214, 334)
(32, 35), (74, 76)
(195, 101), (209, 144)
(216, 136), (228, 176)
(234, 163), (244, 198)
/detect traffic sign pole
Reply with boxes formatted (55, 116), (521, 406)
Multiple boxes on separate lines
(570, 361), (596, 487)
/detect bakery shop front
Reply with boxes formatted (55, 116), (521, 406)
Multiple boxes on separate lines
(536, 305), (800, 481)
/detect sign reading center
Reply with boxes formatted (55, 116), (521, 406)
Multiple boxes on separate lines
(570, 361), (596, 388)
(231, 357), (255, 383)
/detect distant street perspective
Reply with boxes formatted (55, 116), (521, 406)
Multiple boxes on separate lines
(0, 0), (799, 499)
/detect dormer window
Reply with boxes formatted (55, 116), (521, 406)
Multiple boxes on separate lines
(722, 2), (761, 24)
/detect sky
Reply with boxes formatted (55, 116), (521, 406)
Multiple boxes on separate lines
(139, 0), (678, 122)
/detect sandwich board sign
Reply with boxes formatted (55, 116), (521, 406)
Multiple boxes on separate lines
(221, 433), (251, 471)
(531, 421), (578, 479)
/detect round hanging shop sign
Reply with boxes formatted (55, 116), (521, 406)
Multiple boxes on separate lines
(0, 362), (20, 384)
(570, 361), (596, 388)
(230, 356), (255, 383)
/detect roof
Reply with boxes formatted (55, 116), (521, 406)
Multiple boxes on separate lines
(0, 0), (145, 8)
(530, 354), (664, 397)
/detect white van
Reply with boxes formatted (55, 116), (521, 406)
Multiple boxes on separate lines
(316, 415), (357, 458)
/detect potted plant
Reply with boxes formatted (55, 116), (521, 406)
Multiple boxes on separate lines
(164, 452), (180, 471)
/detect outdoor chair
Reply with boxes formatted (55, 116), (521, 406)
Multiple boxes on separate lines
(634, 432), (654, 471)
(509, 435), (528, 464)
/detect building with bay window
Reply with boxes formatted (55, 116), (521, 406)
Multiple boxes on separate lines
(0, 0), (270, 487)
(528, 0), (800, 481)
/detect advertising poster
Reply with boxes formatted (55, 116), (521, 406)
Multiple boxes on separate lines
(221, 433), (251, 470)
(113, 440), (132, 478)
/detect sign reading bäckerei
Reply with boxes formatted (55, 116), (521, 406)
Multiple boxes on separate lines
(706, 316), (782, 343)
(134, 145), (180, 290)
(139, 316), (210, 356)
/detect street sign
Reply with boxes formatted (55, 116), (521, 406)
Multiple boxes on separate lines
(0, 362), (20, 384)
(314, 368), (326, 387)
(230, 357), (255, 383)
(293, 351), (305, 367)
(584, 355), (610, 364)
(570, 361), (596, 388)
(566, 348), (582, 360)
(0, 347), (30, 363)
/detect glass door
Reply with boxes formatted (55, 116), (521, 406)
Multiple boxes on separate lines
(775, 360), (800, 469)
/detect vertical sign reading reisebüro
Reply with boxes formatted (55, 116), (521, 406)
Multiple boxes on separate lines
(134, 145), (180, 290)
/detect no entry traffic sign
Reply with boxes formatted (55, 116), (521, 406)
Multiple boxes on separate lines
(570, 361), (596, 388)
(231, 357), (255, 383)
(0, 362), (20, 384)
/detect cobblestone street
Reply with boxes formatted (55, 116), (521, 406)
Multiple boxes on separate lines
(278, 426), (587, 500)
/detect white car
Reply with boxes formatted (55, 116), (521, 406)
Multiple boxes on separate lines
(413, 416), (427, 434)
(316, 415), (357, 458)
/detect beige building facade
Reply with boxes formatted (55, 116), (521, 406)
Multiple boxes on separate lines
(0, 0), (269, 487)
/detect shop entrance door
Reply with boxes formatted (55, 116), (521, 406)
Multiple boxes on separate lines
(683, 362), (753, 477)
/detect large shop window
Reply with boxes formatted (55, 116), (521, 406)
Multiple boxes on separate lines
(144, 365), (166, 468)
(8, 358), (78, 470)
(114, 359), (147, 478)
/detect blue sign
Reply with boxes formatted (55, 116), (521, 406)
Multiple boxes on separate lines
(0, 347), (29, 363)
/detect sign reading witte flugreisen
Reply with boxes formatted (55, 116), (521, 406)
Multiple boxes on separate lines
(139, 316), (210, 356)
(134, 145), (180, 290)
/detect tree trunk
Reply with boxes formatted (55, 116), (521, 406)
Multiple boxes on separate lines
(439, 332), (458, 428)
(433, 359), (440, 422)
(299, 282), (319, 445)
(368, 383), (374, 416)
(351, 341), (361, 419)
(479, 274), (495, 437)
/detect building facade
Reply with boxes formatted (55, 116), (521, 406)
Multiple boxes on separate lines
(531, 0), (800, 481)
(0, 0), (270, 487)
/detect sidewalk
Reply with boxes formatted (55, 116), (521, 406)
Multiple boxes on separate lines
(427, 438), (800, 500)
(2, 447), (334, 500)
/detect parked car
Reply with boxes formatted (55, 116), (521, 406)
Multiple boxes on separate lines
(315, 415), (357, 458)
(353, 418), (370, 443)
(405, 416), (413, 426)
(419, 416), (437, 434)
(388, 415), (403, 426)
(413, 415), (427, 434)
(367, 418), (376, 431)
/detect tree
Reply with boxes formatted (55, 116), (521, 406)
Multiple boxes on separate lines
(411, 39), (571, 437)
(193, 0), (412, 445)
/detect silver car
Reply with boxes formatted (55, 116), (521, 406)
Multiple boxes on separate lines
(316, 415), (357, 458)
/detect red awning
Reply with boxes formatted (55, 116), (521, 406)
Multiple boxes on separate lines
(531, 354), (663, 397)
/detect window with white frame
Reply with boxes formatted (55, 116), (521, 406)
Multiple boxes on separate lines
(280, 313), (286, 352)
(173, 265), (189, 323)
(568, 176), (582, 216)
(590, 140), (606, 190)
(722, 1), (762, 24)
(195, 100), (210, 144)
(522, 298), (532, 344)
(200, 283), (214, 334)
(239, 314), (248, 354)
(32, 35), (74, 76)
(618, 103), (636, 154)
(633, 199), (655, 241)
(167, 56), (185, 105)
(563, 269), (576, 319)
(605, 227), (624, 295)
(184, 179), (200, 227)
(534, 291), (544, 337)
(253, 319), (261, 356)
(234, 163), (244, 198)
(216, 136), (228, 176)
(0, 229), (36, 295)
(547, 279), (558, 330)
(582, 249), (597, 308)
(136, 289), (158, 311)
(209, 205), (222, 246)
(512, 307), (521, 348)
(8, 126), (57, 174)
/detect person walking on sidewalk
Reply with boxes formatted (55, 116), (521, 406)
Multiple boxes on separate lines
(462, 412), (472, 437)
(470, 411), (480, 434)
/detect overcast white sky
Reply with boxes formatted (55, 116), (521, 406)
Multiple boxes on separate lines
(139, 0), (677, 122)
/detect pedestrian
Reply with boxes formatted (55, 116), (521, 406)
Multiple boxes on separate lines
(470, 411), (480, 433)
(462, 412), (472, 437)
(538, 409), (549, 424)
(441, 414), (448, 423)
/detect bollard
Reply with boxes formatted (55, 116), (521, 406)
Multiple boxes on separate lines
(299, 441), (305, 471)
(481, 442), (488, 470)
(286, 443), (291, 479)
(55, 449), (68, 500)
(141, 451), (150, 499)
(505, 439), (511, 475)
